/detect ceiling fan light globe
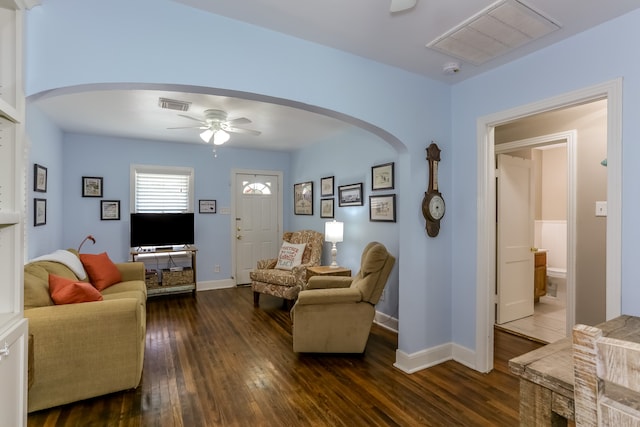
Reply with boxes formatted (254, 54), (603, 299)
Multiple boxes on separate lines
(200, 129), (214, 143)
(213, 129), (230, 145)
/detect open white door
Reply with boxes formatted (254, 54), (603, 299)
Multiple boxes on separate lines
(496, 154), (535, 324)
(234, 173), (280, 284)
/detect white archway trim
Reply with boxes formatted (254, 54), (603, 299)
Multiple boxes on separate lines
(475, 78), (622, 373)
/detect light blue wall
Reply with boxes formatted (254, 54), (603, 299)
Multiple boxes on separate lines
(58, 133), (290, 282)
(450, 9), (640, 349)
(25, 0), (452, 357)
(290, 127), (400, 316)
(26, 105), (64, 258)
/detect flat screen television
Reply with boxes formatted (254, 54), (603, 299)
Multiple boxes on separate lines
(130, 213), (195, 248)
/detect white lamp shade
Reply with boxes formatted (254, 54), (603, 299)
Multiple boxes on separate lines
(199, 129), (214, 143)
(325, 220), (343, 243)
(213, 130), (230, 145)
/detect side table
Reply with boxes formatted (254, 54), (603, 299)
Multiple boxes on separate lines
(306, 265), (351, 281)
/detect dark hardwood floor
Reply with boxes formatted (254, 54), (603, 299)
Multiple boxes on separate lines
(28, 286), (541, 427)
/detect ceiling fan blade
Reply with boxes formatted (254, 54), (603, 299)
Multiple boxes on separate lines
(227, 117), (252, 126)
(177, 114), (206, 124)
(390, 0), (416, 12)
(167, 125), (208, 130)
(224, 126), (261, 136)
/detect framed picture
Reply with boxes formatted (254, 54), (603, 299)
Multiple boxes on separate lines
(82, 176), (103, 197)
(320, 176), (334, 197)
(370, 194), (396, 222)
(34, 198), (46, 226)
(338, 183), (364, 207)
(371, 162), (395, 191)
(100, 200), (120, 220)
(199, 199), (217, 214)
(294, 181), (313, 215)
(34, 164), (47, 193)
(320, 198), (335, 218)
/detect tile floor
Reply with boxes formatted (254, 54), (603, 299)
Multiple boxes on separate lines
(497, 278), (567, 344)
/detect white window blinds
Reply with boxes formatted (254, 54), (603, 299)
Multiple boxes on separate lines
(133, 166), (193, 213)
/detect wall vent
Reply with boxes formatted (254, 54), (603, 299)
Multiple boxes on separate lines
(426, 0), (560, 65)
(158, 97), (191, 112)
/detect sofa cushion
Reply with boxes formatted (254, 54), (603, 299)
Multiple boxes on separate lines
(80, 252), (123, 291)
(24, 264), (55, 309)
(49, 274), (103, 305)
(275, 242), (306, 270)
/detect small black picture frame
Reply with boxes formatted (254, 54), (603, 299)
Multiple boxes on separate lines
(369, 194), (396, 222)
(100, 200), (120, 220)
(371, 162), (395, 191)
(338, 183), (364, 207)
(34, 164), (47, 193)
(320, 198), (335, 218)
(82, 176), (103, 197)
(34, 198), (46, 226)
(320, 176), (334, 197)
(199, 199), (217, 214)
(294, 181), (314, 215)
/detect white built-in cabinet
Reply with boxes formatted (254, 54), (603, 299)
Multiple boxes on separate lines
(0, 0), (28, 425)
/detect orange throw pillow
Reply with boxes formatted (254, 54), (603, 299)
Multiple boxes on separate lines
(80, 252), (122, 291)
(49, 274), (103, 305)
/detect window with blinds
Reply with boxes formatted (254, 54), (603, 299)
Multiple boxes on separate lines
(131, 165), (194, 213)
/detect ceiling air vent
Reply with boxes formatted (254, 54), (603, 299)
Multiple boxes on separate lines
(426, 0), (560, 66)
(158, 97), (191, 112)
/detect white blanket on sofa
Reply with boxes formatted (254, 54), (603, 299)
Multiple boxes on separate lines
(30, 249), (88, 280)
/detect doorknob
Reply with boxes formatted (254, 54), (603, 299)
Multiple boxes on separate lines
(236, 235), (242, 240)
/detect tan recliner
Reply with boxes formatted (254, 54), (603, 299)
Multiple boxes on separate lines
(290, 242), (395, 353)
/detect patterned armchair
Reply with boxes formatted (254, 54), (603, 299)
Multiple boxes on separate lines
(250, 230), (324, 308)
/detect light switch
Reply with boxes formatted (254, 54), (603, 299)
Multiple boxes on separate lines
(595, 201), (607, 217)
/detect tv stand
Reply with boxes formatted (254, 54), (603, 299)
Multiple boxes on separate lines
(130, 246), (197, 296)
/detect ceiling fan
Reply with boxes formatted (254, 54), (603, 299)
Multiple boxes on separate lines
(390, 0), (417, 12)
(168, 109), (261, 145)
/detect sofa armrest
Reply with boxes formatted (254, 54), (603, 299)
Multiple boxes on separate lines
(306, 276), (353, 289)
(296, 287), (362, 305)
(117, 261), (145, 282)
(25, 298), (146, 412)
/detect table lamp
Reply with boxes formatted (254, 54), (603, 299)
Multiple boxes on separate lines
(325, 220), (344, 268)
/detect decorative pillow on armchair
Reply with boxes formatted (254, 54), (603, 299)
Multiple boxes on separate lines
(80, 252), (122, 291)
(275, 242), (306, 270)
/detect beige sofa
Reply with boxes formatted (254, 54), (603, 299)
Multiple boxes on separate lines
(23, 250), (147, 412)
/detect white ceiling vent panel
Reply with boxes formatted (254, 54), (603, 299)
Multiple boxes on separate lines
(158, 97), (191, 112)
(427, 0), (560, 65)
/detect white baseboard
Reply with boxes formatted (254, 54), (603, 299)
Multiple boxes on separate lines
(196, 279), (235, 291)
(374, 311), (398, 332)
(394, 342), (477, 374)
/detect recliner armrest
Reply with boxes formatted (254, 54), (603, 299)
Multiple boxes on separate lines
(306, 276), (353, 289)
(296, 287), (362, 305)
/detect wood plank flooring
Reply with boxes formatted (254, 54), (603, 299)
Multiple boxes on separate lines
(27, 286), (542, 427)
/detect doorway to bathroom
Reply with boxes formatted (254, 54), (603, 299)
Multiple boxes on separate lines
(492, 98), (608, 344)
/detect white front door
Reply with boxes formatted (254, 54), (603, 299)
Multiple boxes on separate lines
(234, 173), (280, 284)
(496, 154), (535, 324)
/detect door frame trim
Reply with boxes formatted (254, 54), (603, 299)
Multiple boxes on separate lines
(231, 169), (283, 285)
(495, 130), (577, 335)
(475, 78), (622, 372)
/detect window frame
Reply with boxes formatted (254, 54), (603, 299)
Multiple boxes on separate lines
(130, 164), (194, 213)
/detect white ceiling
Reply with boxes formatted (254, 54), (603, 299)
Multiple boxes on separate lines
(30, 0), (640, 151)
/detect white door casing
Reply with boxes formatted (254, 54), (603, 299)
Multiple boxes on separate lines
(496, 154), (534, 324)
(233, 171), (282, 285)
(475, 79), (622, 373)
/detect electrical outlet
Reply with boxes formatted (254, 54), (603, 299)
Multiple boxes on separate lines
(214, 264), (220, 273)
